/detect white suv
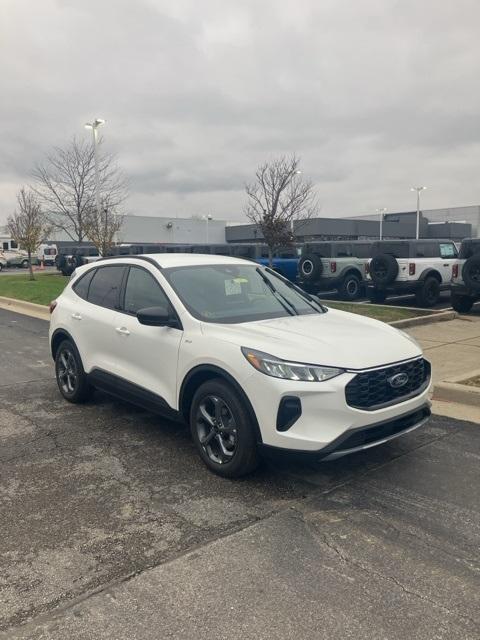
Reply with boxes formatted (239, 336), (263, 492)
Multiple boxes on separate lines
(49, 254), (432, 477)
(365, 240), (458, 306)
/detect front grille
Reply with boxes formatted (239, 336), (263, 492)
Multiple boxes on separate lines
(345, 358), (430, 411)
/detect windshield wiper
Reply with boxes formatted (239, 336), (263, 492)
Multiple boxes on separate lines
(256, 268), (298, 316)
(264, 268), (327, 314)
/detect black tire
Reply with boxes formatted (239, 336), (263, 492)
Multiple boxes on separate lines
(463, 255), (480, 293)
(415, 277), (440, 307)
(54, 339), (93, 403)
(190, 379), (259, 478)
(369, 289), (387, 304)
(370, 254), (399, 285)
(339, 273), (362, 301)
(299, 254), (323, 281)
(0, 262), (3, 272)
(451, 293), (474, 314)
(21, 259), (29, 269)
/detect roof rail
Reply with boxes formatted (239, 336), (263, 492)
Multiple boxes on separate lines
(95, 254), (163, 269)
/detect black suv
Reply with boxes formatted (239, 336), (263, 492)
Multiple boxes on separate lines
(365, 239), (458, 307)
(451, 238), (480, 313)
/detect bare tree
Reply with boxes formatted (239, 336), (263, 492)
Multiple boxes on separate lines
(84, 203), (124, 257)
(7, 188), (51, 281)
(32, 136), (127, 244)
(244, 155), (317, 265)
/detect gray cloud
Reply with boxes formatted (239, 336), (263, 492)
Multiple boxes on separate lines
(1, 0), (480, 223)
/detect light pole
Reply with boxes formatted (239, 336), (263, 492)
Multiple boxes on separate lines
(376, 208), (387, 240)
(203, 214), (213, 243)
(291, 170), (302, 237)
(85, 118), (105, 250)
(411, 186), (427, 240)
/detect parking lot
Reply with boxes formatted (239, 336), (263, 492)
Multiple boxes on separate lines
(0, 306), (479, 639)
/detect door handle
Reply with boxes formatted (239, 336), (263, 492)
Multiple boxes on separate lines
(71, 313), (82, 320)
(116, 327), (130, 336)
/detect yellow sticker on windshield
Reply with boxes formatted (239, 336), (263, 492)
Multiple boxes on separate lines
(233, 278), (248, 283)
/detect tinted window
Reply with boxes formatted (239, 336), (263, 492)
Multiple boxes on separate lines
(73, 268), (96, 300)
(88, 266), (125, 309)
(333, 243), (352, 258)
(123, 267), (170, 315)
(373, 242), (410, 258)
(230, 245), (256, 258)
(353, 244), (372, 258)
(305, 243), (332, 257)
(414, 243), (437, 258)
(439, 243), (457, 259)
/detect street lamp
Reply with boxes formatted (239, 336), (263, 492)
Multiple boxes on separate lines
(202, 214), (213, 242)
(410, 186), (427, 240)
(85, 118), (105, 250)
(376, 208), (387, 240)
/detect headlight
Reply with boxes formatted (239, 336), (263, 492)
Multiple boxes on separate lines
(241, 347), (344, 382)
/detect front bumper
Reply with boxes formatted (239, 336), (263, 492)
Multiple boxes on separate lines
(242, 361), (433, 453)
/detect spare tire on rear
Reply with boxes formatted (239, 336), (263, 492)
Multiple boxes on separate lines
(299, 254), (323, 280)
(463, 255), (480, 292)
(370, 254), (399, 285)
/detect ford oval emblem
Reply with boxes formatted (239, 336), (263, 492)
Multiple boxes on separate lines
(388, 372), (409, 388)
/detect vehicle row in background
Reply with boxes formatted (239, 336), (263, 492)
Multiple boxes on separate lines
(53, 237), (480, 311)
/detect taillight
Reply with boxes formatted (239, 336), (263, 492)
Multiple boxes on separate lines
(409, 263), (416, 276)
(49, 300), (57, 314)
(452, 264), (458, 278)
(330, 261), (337, 273)
(365, 262), (370, 274)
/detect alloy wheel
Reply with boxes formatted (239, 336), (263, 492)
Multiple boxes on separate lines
(196, 395), (238, 464)
(57, 348), (78, 395)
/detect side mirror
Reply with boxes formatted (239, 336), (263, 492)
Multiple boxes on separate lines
(136, 306), (178, 328)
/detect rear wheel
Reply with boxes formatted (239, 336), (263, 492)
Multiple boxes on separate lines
(54, 340), (92, 403)
(21, 259), (29, 269)
(415, 277), (440, 307)
(339, 273), (362, 301)
(190, 379), (259, 478)
(369, 289), (387, 304)
(451, 293), (474, 314)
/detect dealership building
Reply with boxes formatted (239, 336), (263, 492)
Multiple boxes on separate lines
(226, 206), (478, 244)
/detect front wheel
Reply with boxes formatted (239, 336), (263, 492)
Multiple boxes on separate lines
(190, 379), (259, 478)
(451, 293), (474, 314)
(21, 259), (29, 269)
(55, 340), (93, 403)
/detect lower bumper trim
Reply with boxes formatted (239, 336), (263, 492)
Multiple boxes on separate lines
(261, 404), (431, 460)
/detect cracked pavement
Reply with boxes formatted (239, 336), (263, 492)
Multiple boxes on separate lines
(0, 308), (479, 639)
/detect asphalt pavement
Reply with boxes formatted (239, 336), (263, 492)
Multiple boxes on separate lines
(0, 308), (479, 639)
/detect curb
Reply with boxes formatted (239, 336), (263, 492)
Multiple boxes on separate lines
(0, 296), (50, 321)
(433, 368), (480, 409)
(390, 310), (457, 328)
(434, 381), (480, 408)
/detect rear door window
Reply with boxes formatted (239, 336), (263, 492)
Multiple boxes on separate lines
(87, 266), (125, 309)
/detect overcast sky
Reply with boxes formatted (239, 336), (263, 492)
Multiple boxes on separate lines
(1, 0), (480, 224)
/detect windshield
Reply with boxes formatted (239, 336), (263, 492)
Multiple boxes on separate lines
(163, 264), (324, 323)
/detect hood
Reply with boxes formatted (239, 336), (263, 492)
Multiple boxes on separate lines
(202, 308), (421, 370)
